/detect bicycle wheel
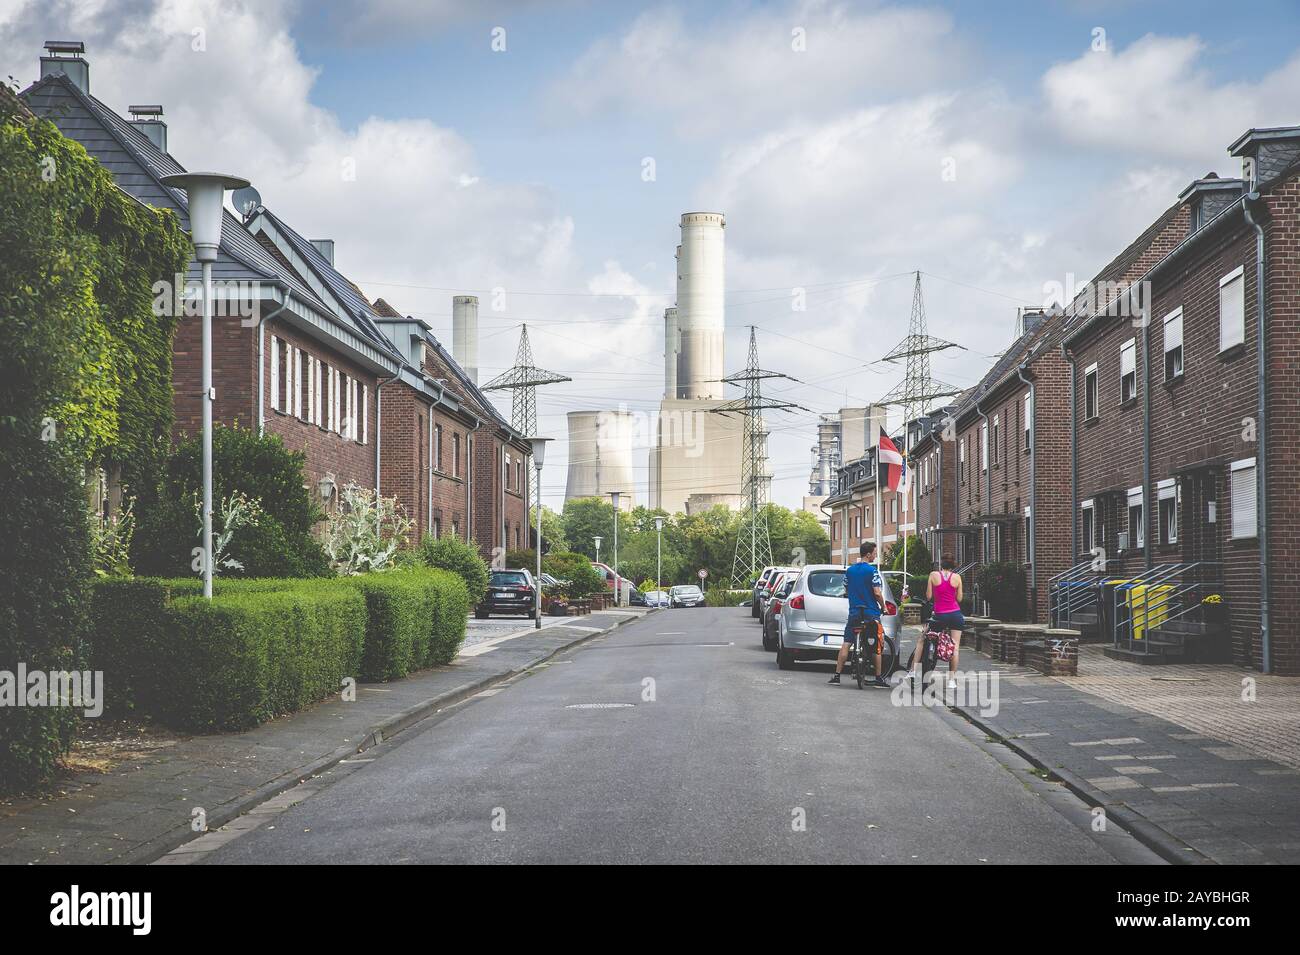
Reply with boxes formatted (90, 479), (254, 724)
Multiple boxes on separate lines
(878, 634), (899, 680)
(853, 633), (866, 689)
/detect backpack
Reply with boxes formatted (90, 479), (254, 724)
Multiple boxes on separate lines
(935, 630), (956, 662)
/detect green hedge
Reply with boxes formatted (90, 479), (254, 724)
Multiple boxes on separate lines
(87, 570), (469, 730)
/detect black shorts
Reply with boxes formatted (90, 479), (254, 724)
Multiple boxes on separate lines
(844, 612), (882, 648)
(932, 611), (965, 632)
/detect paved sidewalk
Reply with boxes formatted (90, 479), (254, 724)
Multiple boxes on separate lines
(946, 641), (1300, 865)
(0, 610), (647, 865)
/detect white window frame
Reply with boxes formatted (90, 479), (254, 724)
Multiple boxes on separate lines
(1080, 499), (1095, 555)
(1219, 266), (1245, 353)
(980, 421), (988, 472)
(1157, 478), (1178, 544)
(991, 415), (1000, 466)
(1163, 307), (1184, 381)
(361, 384), (369, 444)
(1084, 362), (1099, 419)
(1126, 486), (1144, 550)
(270, 336), (280, 412)
(1230, 457), (1257, 540)
(1024, 393), (1032, 452)
(1120, 338), (1136, 402)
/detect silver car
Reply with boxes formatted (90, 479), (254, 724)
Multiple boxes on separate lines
(669, 585), (704, 608)
(775, 564), (900, 670)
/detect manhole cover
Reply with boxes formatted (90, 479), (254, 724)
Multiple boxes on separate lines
(565, 702), (636, 709)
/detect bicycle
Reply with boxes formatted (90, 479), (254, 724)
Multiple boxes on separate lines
(846, 613), (900, 688)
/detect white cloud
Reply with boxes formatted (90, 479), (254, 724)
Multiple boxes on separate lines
(1042, 33), (1300, 163)
(546, 1), (966, 137)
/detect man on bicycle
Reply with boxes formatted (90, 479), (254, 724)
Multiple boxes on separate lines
(829, 541), (888, 687)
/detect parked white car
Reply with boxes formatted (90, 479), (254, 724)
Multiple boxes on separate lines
(775, 564), (900, 670)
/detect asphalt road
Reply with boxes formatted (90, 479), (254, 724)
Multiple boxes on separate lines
(197, 608), (1160, 864)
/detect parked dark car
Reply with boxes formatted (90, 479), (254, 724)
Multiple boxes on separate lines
(475, 569), (537, 619)
(630, 587), (647, 607)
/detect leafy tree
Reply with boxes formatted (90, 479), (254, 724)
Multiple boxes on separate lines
(530, 505), (567, 553)
(542, 551), (604, 598)
(560, 497), (615, 560)
(885, 534), (935, 601)
(0, 92), (186, 790)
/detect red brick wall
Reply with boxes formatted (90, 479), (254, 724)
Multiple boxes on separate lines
(1261, 179), (1299, 673)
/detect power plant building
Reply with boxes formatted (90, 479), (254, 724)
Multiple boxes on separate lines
(648, 212), (747, 515)
(564, 409), (636, 511)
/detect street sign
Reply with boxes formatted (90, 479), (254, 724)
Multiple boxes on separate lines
(698, 569), (708, 580)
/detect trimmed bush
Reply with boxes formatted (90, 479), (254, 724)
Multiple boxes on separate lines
(87, 570), (468, 730)
(351, 573), (426, 682)
(415, 532), (489, 603)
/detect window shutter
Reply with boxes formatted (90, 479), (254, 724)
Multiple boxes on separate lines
(292, 348), (302, 418)
(1121, 340), (1135, 377)
(306, 356), (314, 423)
(270, 336), (280, 411)
(349, 377), (358, 439)
(362, 385), (369, 444)
(1164, 309), (1183, 352)
(1231, 460), (1257, 539)
(1220, 270), (1245, 351)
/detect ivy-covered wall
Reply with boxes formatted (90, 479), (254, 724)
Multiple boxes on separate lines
(0, 88), (190, 791)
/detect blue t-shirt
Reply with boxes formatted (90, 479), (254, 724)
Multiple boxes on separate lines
(846, 561), (883, 618)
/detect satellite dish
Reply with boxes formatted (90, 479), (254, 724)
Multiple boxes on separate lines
(232, 185), (262, 219)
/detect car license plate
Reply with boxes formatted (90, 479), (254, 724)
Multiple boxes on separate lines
(822, 634), (830, 644)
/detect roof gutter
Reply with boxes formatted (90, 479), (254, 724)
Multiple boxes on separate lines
(1242, 192), (1272, 674)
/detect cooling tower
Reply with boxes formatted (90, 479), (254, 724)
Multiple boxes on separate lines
(676, 213), (725, 399)
(663, 307), (679, 400)
(565, 410), (636, 510)
(452, 295), (479, 384)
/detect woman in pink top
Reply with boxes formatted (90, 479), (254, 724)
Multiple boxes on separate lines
(927, 554), (964, 687)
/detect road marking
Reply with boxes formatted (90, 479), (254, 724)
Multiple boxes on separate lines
(565, 703), (635, 709)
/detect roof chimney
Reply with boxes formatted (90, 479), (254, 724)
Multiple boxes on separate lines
(452, 295), (479, 384)
(310, 239), (335, 265)
(127, 104), (167, 153)
(40, 40), (89, 93)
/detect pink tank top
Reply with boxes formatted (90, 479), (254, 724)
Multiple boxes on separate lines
(933, 571), (960, 614)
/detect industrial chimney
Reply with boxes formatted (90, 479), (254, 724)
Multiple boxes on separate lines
(663, 306), (679, 400)
(452, 295), (479, 384)
(676, 213), (726, 400)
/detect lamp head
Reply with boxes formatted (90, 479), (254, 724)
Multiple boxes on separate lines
(160, 172), (250, 262)
(526, 435), (551, 470)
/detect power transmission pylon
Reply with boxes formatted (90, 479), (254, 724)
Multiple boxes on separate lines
(878, 272), (962, 581)
(712, 327), (809, 587)
(481, 324), (571, 508)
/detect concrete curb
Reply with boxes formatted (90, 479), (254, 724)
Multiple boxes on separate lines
(120, 610), (649, 866)
(950, 702), (1214, 866)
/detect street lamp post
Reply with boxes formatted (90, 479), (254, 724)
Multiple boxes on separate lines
(654, 515), (666, 594)
(527, 436), (551, 630)
(160, 172), (249, 600)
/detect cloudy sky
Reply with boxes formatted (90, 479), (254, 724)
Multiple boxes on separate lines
(4, 0), (1298, 509)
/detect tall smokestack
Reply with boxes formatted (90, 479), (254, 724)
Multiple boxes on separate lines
(676, 212), (725, 399)
(452, 295), (479, 384)
(663, 306), (679, 399)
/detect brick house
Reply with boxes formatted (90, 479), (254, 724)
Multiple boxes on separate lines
(944, 310), (1076, 621)
(1060, 127), (1300, 674)
(22, 43), (530, 561)
(909, 406), (958, 566)
(823, 444), (905, 566)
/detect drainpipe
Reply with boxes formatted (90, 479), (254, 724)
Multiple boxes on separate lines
(256, 290), (291, 435)
(1061, 344), (1078, 563)
(465, 413), (482, 547)
(1016, 363), (1036, 617)
(975, 398), (991, 564)
(1141, 308), (1153, 572)
(1243, 193), (1271, 674)
(427, 404), (434, 536)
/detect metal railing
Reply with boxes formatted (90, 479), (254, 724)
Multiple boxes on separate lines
(1109, 561), (1222, 656)
(1047, 560), (1108, 628)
